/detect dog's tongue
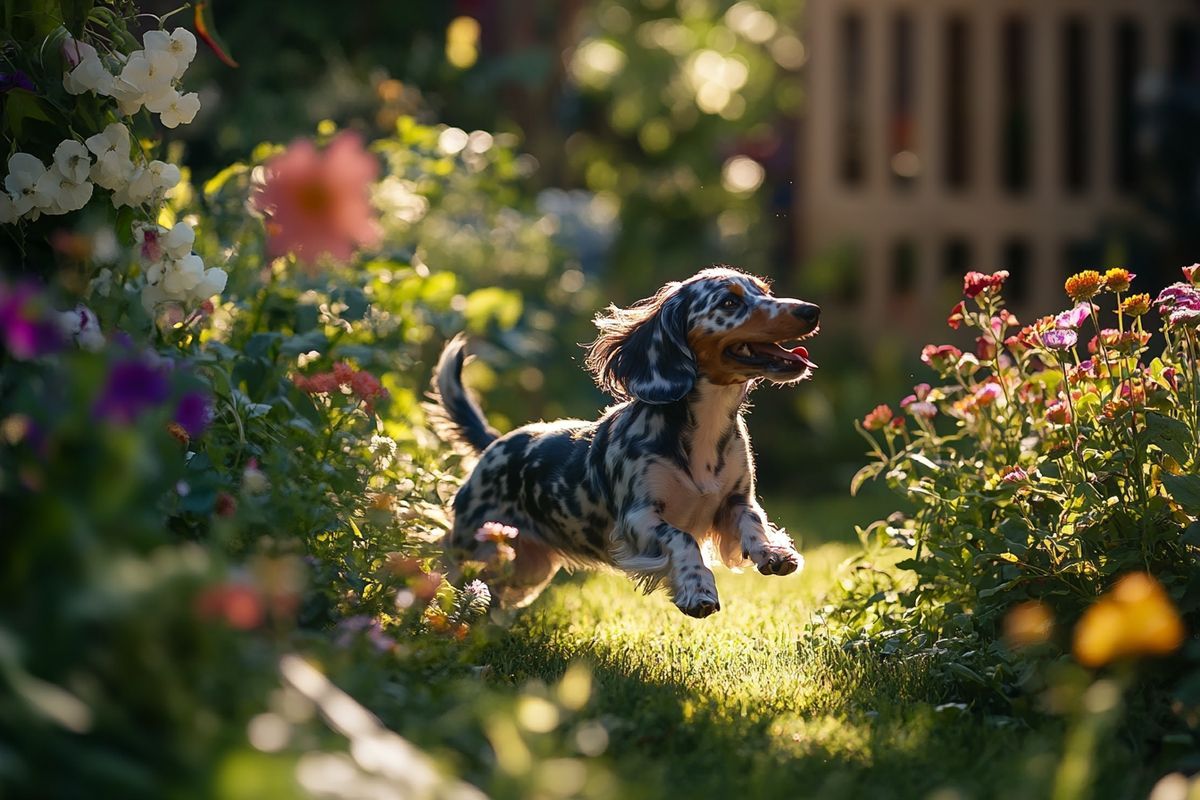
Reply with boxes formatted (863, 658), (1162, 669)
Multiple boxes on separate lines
(748, 342), (818, 369)
(789, 345), (817, 369)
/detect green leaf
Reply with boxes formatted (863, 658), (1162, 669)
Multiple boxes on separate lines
(61, 0), (93, 35)
(1163, 474), (1200, 515)
(280, 330), (328, 357)
(850, 462), (882, 496)
(3, 89), (52, 139)
(1143, 412), (1192, 464)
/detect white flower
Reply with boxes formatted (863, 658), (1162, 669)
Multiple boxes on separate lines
(157, 91), (200, 129)
(144, 28), (197, 80)
(5, 153), (49, 217)
(148, 160), (181, 193)
(85, 123), (131, 159)
(141, 283), (169, 313)
(88, 268), (114, 298)
(0, 193), (15, 225)
(109, 78), (145, 115)
(162, 254), (204, 294)
(57, 305), (104, 351)
(119, 49), (176, 97)
(192, 267), (228, 300)
(112, 166), (149, 207)
(162, 221), (195, 260)
(91, 150), (135, 191)
(63, 45), (114, 96)
(34, 167), (93, 214)
(52, 139), (92, 183)
(61, 37), (96, 68)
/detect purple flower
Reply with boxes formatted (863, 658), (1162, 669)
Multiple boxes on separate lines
(1055, 304), (1091, 330)
(0, 71), (35, 94)
(904, 400), (938, 420)
(1156, 283), (1200, 309)
(175, 391), (211, 437)
(1041, 329), (1078, 351)
(0, 283), (62, 360)
(94, 358), (170, 423)
(1169, 307), (1200, 328)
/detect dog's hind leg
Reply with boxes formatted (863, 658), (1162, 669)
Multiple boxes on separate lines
(494, 535), (562, 609)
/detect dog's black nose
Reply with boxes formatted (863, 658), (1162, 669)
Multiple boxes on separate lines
(791, 302), (820, 323)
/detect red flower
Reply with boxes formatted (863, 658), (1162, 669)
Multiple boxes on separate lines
(1046, 401), (1072, 425)
(333, 361), (354, 385)
(195, 583), (263, 630)
(975, 335), (996, 361)
(963, 270), (1009, 299)
(947, 301), (966, 329)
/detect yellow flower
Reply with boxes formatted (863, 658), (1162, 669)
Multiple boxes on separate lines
(1065, 270), (1105, 302)
(1120, 293), (1151, 317)
(1004, 601), (1054, 648)
(1102, 267), (1135, 293)
(1073, 573), (1185, 667)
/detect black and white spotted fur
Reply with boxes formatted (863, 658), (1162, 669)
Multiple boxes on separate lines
(429, 267), (820, 617)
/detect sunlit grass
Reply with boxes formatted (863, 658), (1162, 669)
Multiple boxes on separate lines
(480, 541), (1067, 800)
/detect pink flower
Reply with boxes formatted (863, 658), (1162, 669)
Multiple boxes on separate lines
(921, 344), (962, 373)
(901, 395), (937, 419)
(1046, 401), (1072, 425)
(1055, 304), (1091, 330)
(1040, 329), (1077, 351)
(253, 131), (382, 266)
(975, 335), (996, 361)
(475, 522), (519, 543)
(975, 381), (1002, 406)
(862, 404), (894, 431)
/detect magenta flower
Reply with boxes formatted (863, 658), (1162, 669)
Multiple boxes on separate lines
(1055, 304), (1091, 330)
(1041, 329), (1078, 351)
(0, 283), (62, 360)
(1000, 466), (1029, 483)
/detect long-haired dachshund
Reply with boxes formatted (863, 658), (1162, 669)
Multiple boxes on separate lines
(428, 266), (819, 617)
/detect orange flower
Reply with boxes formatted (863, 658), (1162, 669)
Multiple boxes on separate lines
(166, 421), (190, 446)
(1103, 268), (1135, 293)
(1064, 270), (1104, 302)
(1120, 293), (1151, 317)
(862, 404), (894, 431)
(1073, 573), (1185, 667)
(1005, 601), (1054, 648)
(253, 131), (382, 267)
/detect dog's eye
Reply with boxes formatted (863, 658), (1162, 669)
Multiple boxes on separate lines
(719, 294), (741, 310)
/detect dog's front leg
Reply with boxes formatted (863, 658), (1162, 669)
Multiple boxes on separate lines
(620, 507), (721, 618)
(726, 494), (803, 576)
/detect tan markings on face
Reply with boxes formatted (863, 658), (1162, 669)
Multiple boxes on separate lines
(688, 307), (813, 384)
(727, 282), (745, 297)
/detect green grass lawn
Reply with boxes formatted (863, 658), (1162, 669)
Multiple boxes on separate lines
(473, 496), (1142, 800)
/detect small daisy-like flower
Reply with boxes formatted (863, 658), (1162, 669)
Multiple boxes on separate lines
(1102, 268), (1135, 293)
(1120, 293), (1151, 317)
(1040, 329), (1077, 350)
(963, 270), (1009, 300)
(1064, 270), (1104, 302)
(862, 404), (894, 431)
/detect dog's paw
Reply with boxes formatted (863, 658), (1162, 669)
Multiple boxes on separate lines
(748, 543), (804, 576)
(673, 579), (721, 618)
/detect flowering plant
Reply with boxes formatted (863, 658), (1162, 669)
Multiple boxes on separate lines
(828, 265), (1200, 773)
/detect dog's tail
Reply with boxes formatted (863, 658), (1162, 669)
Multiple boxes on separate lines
(425, 334), (499, 455)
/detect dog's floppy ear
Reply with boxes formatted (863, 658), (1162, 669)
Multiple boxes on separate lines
(585, 283), (696, 403)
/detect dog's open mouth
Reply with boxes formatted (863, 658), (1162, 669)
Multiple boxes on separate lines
(724, 339), (817, 374)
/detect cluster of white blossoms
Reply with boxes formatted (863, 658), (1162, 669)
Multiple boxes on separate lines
(0, 123), (181, 224)
(63, 28), (200, 128)
(57, 305), (105, 352)
(135, 221), (227, 312)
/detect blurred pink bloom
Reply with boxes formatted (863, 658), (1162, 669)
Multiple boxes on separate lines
(975, 381), (1002, 406)
(1000, 465), (1029, 483)
(253, 131), (382, 266)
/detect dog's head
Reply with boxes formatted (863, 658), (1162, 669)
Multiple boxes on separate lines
(586, 266), (819, 403)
